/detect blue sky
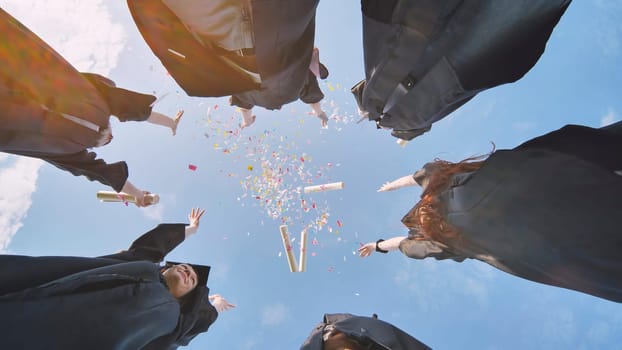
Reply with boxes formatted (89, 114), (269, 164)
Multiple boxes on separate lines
(1, 1), (622, 349)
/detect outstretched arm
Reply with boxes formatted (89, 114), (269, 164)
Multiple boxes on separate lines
(99, 207), (205, 262)
(120, 180), (153, 207)
(358, 236), (407, 257)
(377, 175), (417, 192)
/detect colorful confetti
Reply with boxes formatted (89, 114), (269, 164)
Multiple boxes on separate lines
(198, 91), (357, 258)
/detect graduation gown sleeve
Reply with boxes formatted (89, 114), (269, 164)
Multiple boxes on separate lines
(399, 231), (466, 262)
(81, 73), (155, 122)
(100, 223), (186, 263)
(37, 150), (128, 192)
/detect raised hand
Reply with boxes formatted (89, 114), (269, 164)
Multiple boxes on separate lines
(209, 294), (236, 313)
(185, 208), (206, 237)
(358, 242), (376, 257)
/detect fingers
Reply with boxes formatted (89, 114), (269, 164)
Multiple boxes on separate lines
(195, 208), (206, 220)
(357, 244), (373, 257)
(189, 208), (205, 218)
(134, 192), (147, 207)
(377, 182), (392, 192)
(210, 295), (236, 312)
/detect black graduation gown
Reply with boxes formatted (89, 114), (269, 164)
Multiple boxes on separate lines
(128, 0), (322, 110)
(0, 9), (157, 191)
(300, 313), (431, 350)
(0, 224), (217, 349)
(127, 0), (260, 97)
(400, 122), (622, 302)
(353, 0), (571, 140)
(230, 0), (322, 110)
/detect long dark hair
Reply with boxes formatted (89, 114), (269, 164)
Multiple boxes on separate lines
(401, 153), (491, 242)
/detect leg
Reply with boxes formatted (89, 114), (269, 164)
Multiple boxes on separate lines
(239, 107), (256, 129)
(309, 102), (328, 128)
(146, 110), (183, 135)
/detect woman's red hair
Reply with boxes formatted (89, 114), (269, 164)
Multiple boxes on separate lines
(401, 151), (492, 242)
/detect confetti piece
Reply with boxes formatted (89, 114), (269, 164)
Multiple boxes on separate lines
(336, 220), (343, 227)
(247, 165), (254, 171)
(311, 252), (317, 257)
(188, 164), (197, 171)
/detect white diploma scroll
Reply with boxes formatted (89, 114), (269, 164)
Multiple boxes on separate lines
(279, 225), (298, 273)
(303, 181), (344, 194)
(96, 191), (160, 205)
(298, 230), (308, 272)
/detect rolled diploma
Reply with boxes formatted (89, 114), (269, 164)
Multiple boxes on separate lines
(298, 230), (307, 272)
(303, 181), (344, 193)
(97, 191), (160, 205)
(279, 225), (298, 273)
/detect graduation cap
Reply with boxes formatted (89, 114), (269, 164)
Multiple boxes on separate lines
(152, 262), (218, 348)
(164, 261), (211, 287)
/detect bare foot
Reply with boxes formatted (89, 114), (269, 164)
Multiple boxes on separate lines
(172, 110), (184, 135)
(317, 111), (328, 128)
(240, 114), (256, 129)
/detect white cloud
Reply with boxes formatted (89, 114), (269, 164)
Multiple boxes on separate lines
(0, 157), (44, 251)
(141, 204), (165, 222)
(261, 303), (289, 326)
(600, 108), (619, 127)
(593, 0), (622, 57)
(394, 259), (495, 311)
(1, 0), (127, 73)
(512, 121), (536, 132)
(0, 1), (128, 250)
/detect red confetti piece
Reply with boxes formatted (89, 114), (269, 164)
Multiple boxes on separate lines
(336, 220), (343, 227)
(116, 194), (129, 206)
(188, 164), (197, 171)
(213, 105), (219, 109)
(311, 252), (317, 257)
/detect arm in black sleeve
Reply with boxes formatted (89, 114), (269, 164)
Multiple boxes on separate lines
(99, 223), (186, 262)
(299, 71), (324, 104)
(81, 72), (156, 122)
(40, 150), (128, 192)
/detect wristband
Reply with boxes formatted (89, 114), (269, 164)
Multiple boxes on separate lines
(375, 239), (389, 253)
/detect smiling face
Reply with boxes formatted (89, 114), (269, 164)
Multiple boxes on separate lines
(162, 263), (198, 299)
